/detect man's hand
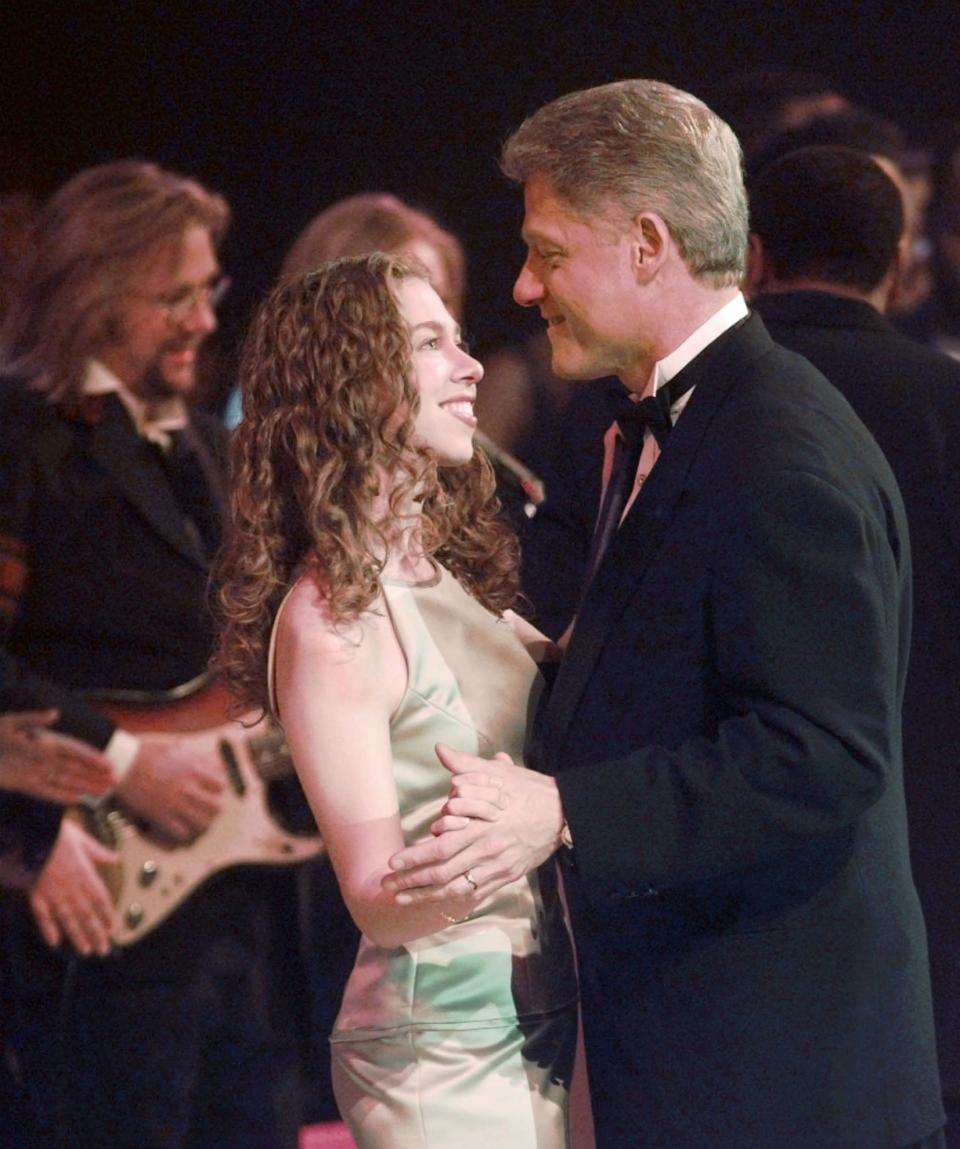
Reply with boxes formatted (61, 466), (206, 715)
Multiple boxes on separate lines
(0, 709), (114, 804)
(115, 731), (226, 843)
(30, 817), (119, 957)
(381, 745), (565, 905)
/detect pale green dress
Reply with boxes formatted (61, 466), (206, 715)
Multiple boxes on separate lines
(284, 565), (578, 1148)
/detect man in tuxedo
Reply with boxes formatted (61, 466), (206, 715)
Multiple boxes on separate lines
(0, 161), (306, 1148)
(383, 80), (944, 1148)
(748, 142), (960, 1146)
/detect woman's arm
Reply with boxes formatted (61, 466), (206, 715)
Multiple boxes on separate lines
(275, 581), (476, 947)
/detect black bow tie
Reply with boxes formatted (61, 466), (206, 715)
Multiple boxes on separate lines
(606, 372), (696, 449)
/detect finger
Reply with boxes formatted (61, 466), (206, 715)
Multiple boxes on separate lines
(61, 775), (111, 802)
(60, 911), (95, 957)
(44, 782), (88, 806)
(491, 752), (516, 766)
(151, 814), (195, 844)
(40, 731), (108, 764)
(430, 813), (471, 835)
(194, 769), (227, 795)
(384, 848), (482, 898)
(88, 839), (120, 866)
(61, 903), (112, 957)
(80, 906), (115, 957)
(49, 762), (110, 799)
(386, 820), (484, 875)
(442, 797), (503, 822)
(394, 864), (483, 906)
(11, 709), (60, 736)
(388, 840), (490, 901)
(183, 789), (222, 822)
(30, 896), (62, 948)
(434, 743), (490, 776)
(448, 781), (508, 809)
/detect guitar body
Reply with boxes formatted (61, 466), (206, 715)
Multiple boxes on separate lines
(81, 679), (322, 948)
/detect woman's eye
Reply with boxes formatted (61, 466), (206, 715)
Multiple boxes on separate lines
(420, 337), (440, 351)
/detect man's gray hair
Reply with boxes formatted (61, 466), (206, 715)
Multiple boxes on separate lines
(501, 79), (747, 287)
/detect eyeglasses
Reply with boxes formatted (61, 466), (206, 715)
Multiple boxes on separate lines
(132, 275), (232, 321)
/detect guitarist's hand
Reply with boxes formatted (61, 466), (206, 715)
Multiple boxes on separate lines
(116, 733), (226, 843)
(30, 817), (118, 957)
(0, 709), (114, 804)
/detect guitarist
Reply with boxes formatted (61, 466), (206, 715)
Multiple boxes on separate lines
(0, 162), (306, 1149)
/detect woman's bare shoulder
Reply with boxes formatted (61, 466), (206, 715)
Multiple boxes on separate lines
(276, 571), (388, 663)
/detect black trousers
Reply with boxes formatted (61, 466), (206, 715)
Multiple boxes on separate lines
(6, 871), (307, 1149)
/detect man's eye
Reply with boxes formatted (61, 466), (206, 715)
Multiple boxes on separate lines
(534, 249), (560, 268)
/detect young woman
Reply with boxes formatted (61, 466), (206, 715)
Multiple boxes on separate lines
(215, 253), (576, 1147)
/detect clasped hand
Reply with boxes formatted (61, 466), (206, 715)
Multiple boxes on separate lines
(381, 744), (564, 905)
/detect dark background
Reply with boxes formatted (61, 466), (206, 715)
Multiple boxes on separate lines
(3, 1), (959, 364)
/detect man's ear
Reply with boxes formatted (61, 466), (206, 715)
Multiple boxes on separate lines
(632, 213), (670, 281)
(744, 233), (767, 299)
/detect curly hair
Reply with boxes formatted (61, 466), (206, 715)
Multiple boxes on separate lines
(214, 253), (519, 712)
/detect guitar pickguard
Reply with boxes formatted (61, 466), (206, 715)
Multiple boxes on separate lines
(80, 680), (323, 947)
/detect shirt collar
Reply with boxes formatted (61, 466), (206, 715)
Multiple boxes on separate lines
(83, 359), (188, 448)
(648, 292), (749, 401)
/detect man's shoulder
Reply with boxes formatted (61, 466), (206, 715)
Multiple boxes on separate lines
(756, 292), (960, 405)
(707, 317), (892, 480)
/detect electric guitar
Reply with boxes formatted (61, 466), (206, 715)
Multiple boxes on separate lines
(75, 676), (322, 947)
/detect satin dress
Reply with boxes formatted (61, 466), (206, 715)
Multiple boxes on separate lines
(280, 566), (578, 1148)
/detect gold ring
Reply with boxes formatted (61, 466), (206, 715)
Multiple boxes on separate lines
(463, 870), (478, 893)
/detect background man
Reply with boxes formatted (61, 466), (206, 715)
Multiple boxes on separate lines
(0, 161), (306, 1148)
(384, 80), (944, 1148)
(748, 142), (960, 1146)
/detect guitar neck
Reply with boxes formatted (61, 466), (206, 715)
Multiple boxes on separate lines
(90, 679), (296, 783)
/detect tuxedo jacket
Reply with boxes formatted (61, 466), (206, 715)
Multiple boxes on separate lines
(755, 290), (960, 1097)
(0, 380), (298, 987)
(536, 314), (943, 1148)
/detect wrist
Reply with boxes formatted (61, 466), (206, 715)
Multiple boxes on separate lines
(105, 729), (140, 785)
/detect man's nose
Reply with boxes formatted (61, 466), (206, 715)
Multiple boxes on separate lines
(182, 295), (218, 335)
(513, 263), (544, 307)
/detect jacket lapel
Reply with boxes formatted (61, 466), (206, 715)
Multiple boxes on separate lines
(83, 396), (210, 567)
(540, 314), (775, 754)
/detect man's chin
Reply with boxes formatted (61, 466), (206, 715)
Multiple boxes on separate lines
(144, 361), (197, 399)
(548, 351), (604, 382)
